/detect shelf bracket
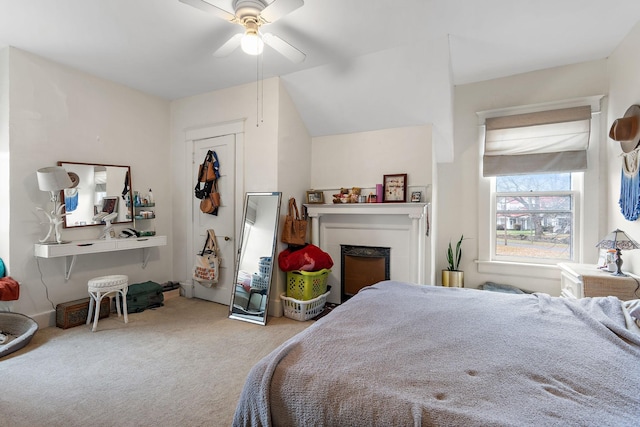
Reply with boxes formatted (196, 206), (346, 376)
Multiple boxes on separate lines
(65, 255), (77, 281)
(142, 248), (150, 269)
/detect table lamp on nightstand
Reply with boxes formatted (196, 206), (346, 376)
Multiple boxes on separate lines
(596, 229), (640, 276)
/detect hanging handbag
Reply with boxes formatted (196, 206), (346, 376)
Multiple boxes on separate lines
(192, 229), (220, 287)
(198, 161), (216, 183)
(195, 151), (221, 217)
(200, 180), (221, 214)
(281, 197), (308, 246)
(194, 150), (215, 200)
(200, 193), (216, 214)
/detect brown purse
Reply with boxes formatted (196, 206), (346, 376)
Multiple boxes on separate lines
(200, 194), (216, 214)
(198, 162), (216, 182)
(281, 198), (307, 246)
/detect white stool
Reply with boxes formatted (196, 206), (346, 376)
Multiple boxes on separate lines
(87, 275), (129, 332)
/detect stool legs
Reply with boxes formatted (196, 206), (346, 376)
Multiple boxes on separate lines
(119, 288), (129, 324)
(86, 291), (104, 332)
(114, 292), (122, 318)
(92, 292), (102, 332)
(86, 295), (96, 326)
(86, 288), (129, 332)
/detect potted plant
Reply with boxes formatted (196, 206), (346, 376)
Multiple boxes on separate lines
(442, 234), (464, 287)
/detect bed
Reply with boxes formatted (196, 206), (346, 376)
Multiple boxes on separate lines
(233, 281), (640, 426)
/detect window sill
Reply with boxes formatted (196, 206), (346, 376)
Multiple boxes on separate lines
(475, 260), (560, 280)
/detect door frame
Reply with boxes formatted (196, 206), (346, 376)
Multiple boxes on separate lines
(183, 120), (245, 294)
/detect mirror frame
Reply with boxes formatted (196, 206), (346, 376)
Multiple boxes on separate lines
(229, 192), (282, 326)
(58, 161), (133, 229)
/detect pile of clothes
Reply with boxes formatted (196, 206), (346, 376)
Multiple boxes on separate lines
(278, 244), (333, 272)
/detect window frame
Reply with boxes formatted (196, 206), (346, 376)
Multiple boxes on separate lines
(489, 173), (582, 265)
(476, 96), (602, 280)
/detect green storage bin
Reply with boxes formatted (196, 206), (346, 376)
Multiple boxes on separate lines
(286, 269), (330, 301)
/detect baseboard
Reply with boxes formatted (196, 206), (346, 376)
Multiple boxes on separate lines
(164, 288), (181, 300)
(30, 309), (56, 328)
(180, 281), (194, 298)
(269, 297), (283, 317)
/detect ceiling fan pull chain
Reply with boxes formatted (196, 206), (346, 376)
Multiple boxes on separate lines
(260, 50), (264, 125)
(256, 52), (260, 127)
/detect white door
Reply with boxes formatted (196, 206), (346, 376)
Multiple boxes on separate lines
(192, 135), (236, 304)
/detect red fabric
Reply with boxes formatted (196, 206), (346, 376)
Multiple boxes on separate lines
(278, 244), (334, 272)
(0, 276), (20, 301)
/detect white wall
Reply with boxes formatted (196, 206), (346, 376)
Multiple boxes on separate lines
(7, 48), (171, 326)
(311, 126), (432, 192)
(442, 60), (609, 294)
(273, 81), (312, 311)
(0, 48), (9, 266)
(606, 20), (640, 274)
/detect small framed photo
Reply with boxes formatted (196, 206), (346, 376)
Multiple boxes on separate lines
(411, 191), (422, 202)
(306, 190), (325, 204)
(383, 174), (407, 203)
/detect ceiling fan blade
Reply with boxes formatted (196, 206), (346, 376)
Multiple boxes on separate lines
(262, 33), (306, 63)
(260, 0), (304, 23)
(213, 33), (243, 57)
(179, 0), (236, 22)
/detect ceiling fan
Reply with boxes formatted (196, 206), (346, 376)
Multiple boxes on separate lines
(179, 0), (306, 63)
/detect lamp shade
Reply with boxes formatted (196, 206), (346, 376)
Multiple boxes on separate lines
(595, 229), (640, 251)
(37, 166), (73, 192)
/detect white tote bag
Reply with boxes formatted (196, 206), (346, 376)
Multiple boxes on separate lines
(192, 229), (219, 287)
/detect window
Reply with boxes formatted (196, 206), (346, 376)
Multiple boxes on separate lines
(494, 172), (577, 263)
(477, 96), (602, 273)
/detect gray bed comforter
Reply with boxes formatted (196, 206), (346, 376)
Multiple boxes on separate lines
(233, 281), (640, 426)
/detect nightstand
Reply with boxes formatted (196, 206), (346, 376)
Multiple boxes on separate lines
(558, 263), (640, 301)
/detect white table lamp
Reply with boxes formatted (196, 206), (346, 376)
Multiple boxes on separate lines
(37, 166), (73, 244)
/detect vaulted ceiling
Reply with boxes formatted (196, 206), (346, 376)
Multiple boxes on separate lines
(2, 0), (640, 150)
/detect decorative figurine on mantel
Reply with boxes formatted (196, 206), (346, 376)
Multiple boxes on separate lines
(332, 187), (361, 203)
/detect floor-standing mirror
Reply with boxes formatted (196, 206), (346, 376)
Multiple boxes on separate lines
(229, 192), (282, 325)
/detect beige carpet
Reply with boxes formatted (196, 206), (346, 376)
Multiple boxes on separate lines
(0, 296), (313, 427)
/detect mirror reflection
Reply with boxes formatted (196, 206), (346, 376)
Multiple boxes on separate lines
(229, 192), (282, 325)
(58, 162), (133, 228)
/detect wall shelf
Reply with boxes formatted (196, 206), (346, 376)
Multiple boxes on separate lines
(34, 235), (167, 280)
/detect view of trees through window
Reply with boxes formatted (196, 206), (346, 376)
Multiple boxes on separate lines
(495, 173), (573, 261)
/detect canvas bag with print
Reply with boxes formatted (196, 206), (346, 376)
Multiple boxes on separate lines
(193, 229), (220, 287)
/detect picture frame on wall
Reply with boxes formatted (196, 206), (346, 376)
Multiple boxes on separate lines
(383, 174), (407, 203)
(306, 190), (325, 204)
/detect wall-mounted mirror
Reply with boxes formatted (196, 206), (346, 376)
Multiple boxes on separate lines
(229, 192), (282, 325)
(58, 162), (133, 228)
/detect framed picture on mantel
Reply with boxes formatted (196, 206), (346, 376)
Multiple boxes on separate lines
(306, 190), (325, 204)
(383, 174), (407, 203)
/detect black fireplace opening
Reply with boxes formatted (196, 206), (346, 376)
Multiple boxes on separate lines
(340, 245), (390, 302)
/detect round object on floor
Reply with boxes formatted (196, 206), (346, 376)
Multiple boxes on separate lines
(0, 312), (38, 358)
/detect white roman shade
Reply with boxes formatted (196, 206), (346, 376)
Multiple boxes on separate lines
(483, 106), (591, 176)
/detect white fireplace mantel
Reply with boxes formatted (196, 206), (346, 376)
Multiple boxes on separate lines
(305, 202), (428, 218)
(304, 203), (429, 302)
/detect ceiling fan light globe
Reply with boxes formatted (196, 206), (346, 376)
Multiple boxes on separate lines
(241, 33), (264, 55)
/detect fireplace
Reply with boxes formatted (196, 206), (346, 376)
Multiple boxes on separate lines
(341, 245), (390, 301)
(305, 203), (429, 305)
